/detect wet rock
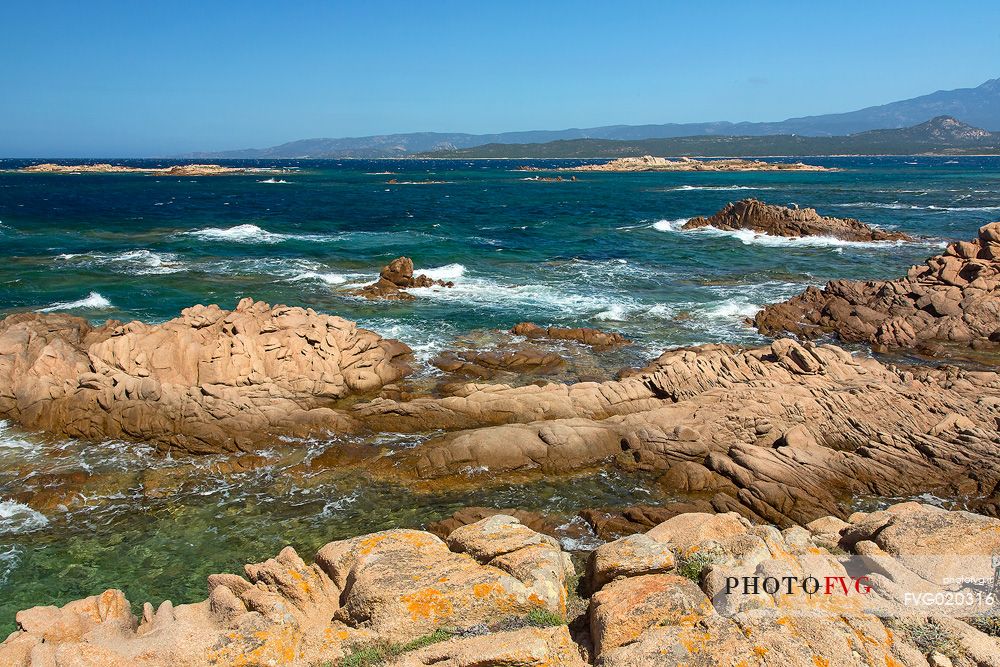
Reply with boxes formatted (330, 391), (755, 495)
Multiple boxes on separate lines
(0, 299), (411, 454)
(511, 322), (630, 348)
(353, 256), (455, 300)
(431, 347), (565, 379)
(756, 222), (1000, 354)
(683, 198), (912, 241)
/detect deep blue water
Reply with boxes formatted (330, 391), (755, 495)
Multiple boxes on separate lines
(0, 156), (998, 633)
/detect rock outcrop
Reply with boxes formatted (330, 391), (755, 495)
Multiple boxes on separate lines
(0, 299), (411, 453)
(359, 339), (1000, 525)
(559, 156), (831, 172)
(17, 163), (275, 176)
(683, 198), (912, 241)
(755, 222), (1000, 353)
(0, 516), (582, 666)
(511, 322), (630, 348)
(353, 257), (455, 301)
(7, 505), (1000, 666)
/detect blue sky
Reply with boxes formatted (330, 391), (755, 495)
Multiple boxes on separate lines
(2, 0), (999, 157)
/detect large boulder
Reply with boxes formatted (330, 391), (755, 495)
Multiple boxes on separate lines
(0, 298), (411, 453)
(683, 198), (912, 241)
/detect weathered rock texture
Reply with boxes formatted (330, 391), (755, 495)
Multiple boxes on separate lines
(0, 516), (581, 666)
(756, 222), (1000, 353)
(684, 198), (912, 241)
(353, 257), (455, 301)
(584, 504), (1000, 666)
(359, 339), (1000, 525)
(7, 505), (1000, 666)
(0, 299), (410, 454)
(559, 156), (831, 172)
(511, 322), (630, 348)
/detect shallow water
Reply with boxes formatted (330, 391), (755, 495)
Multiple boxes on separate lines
(0, 156), (998, 633)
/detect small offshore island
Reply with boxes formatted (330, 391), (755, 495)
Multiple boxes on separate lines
(536, 155), (832, 172)
(16, 163), (283, 176)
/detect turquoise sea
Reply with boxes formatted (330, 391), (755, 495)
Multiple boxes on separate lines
(0, 156), (998, 633)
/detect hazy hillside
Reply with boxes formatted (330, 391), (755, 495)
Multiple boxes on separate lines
(418, 117), (1000, 158)
(186, 78), (1000, 158)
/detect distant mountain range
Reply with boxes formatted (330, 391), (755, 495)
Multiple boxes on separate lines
(187, 77), (1000, 159)
(422, 116), (1000, 158)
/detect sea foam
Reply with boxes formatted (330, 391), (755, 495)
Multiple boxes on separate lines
(38, 292), (113, 313)
(0, 500), (48, 535)
(651, 218), (908, 248)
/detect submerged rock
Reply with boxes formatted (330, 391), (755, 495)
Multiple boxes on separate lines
(511, 322), (630, 348)
(683, 198), (912, 241)
(755, 221), (1000, 353)
(0, 298), (411, 454)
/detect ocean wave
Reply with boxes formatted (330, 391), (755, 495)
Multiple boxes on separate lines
(418, 263), (466, 282)
(289, 271), (348, 285)
(0, 500), (48, 535)
(56, 249), (184, 275)
(651, 218), (909, 248)
(0, 420), (39, 454)
(835, 202), (1000, 212)
(182, 224), (338, 244)
(38, 291), (113, 313)
(257, 178), (290, 184)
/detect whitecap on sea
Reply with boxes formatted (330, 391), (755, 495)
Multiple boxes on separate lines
(650, 217), (912, 249)
(0, 500), (48, 536)
(181, 224), (340, 244)
(38, 291), (113, 313)
(55, 249), (184, 275)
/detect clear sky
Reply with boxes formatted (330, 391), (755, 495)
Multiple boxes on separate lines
(2, 0), (999, 157)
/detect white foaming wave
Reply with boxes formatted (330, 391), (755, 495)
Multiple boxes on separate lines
(418, 263), (466, 282)
(670, 185), (774, 191)
(38, 292), (113, 313)
(182, 224), (338, 244)
(56, 249), (184, 275)
(651, 218), (908, 248)
(0, 500), (48, 535)
(0, 420), (38, 454)
(407, 274), (630, 318)
(257, 178), (290, 184)
(593, 303), (632, 322)
(289, 271), (348, 285)
(651, 218), (688, 232)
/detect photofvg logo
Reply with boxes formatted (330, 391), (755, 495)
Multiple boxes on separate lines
(706, 553), (1000, 619)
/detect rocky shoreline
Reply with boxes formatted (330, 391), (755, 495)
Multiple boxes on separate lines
(5, 503), (1000, 665)
(3, 205), (1000, 663)
(551, 155), (832, 172)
